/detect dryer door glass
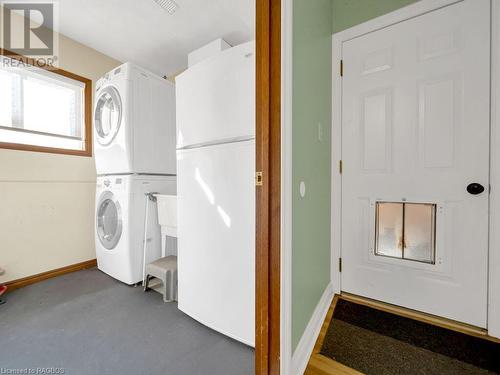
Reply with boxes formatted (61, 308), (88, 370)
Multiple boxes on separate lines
(94, 86), (122, 146)
(97, 197), (122, 250)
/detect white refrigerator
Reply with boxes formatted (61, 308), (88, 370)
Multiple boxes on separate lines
(176, 41), (255, 346)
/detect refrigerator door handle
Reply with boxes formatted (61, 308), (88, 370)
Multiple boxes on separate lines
(176, 135), (255, 151)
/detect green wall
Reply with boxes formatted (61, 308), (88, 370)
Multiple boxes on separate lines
(332, 0), (419, 34)
(292, 0), (333, 351)
(291, 0), (419, 354)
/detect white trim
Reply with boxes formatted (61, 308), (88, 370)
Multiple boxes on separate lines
(488, 0), (500, 339)
(332, 0), (462, 43)
(281, 0), (293, 373)
(331, 37), (342, 295)
(291, 283), (334, 375)
(331, 0), (500, 338)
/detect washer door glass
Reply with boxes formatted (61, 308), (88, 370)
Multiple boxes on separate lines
(97, 196), (122, 250)
(94, 86), (122, 146)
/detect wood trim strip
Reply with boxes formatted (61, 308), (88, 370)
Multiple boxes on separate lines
(311, 295), (339, 355)
(3, 259), (97, 293)
(0, 48), (93, 157)
(256, 0), (281, 373)
(255, 1), (271, 372)
(305, 295), (361, 375)
(0, 141), (92, 156)
(306, 354), (362, 375)
(340, 293), (500, 344)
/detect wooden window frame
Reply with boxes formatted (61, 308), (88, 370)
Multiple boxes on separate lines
(256, 0), (281, 374)
(0, 48), (93, 157)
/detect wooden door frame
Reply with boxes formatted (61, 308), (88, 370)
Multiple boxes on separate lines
(256, 0), (281, 374)
(331, 0), (500, 338)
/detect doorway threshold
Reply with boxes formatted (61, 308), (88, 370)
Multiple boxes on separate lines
(305, 294), (500, 375)
(340, 292), (499, 344)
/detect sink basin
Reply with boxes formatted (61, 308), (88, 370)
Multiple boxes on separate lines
(156, 194), (177, 257)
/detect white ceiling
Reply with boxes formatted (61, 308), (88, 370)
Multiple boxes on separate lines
(57, 0), (255, 75)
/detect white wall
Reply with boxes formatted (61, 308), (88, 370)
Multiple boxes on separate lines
(0, 10), (121, 283)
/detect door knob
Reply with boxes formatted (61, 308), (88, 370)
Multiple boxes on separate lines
(467, 183), (485, 195)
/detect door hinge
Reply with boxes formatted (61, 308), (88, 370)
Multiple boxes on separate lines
(255, 171), (263, 186)
(339, 160), (343, 174)
(338, 258), (342, 272)
(340, 60), (344, 77)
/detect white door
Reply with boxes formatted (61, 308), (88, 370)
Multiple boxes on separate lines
(176, 140), (255, 346)
(341, 0), (490, 327)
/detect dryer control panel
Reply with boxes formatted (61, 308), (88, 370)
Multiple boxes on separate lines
(97, 176), (126, 191)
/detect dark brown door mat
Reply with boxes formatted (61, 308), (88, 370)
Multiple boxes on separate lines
(320, 299), (500, 374)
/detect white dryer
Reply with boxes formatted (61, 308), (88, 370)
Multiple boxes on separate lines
(93, 62), (176, 175)
(95, 174), (176, 285)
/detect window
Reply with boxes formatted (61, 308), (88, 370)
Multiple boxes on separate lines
(375, 202), (436, 264)
(0, 52), (92, 156)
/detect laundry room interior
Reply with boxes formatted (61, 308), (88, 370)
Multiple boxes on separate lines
(0, 1), (255, 374)
(5, 0), (500, 374)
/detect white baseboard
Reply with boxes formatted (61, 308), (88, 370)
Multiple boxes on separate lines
(292, 282), (334, 375)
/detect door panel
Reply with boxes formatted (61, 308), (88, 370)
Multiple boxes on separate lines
(341, 0), (490, 327)
(176, 140), (255, 345)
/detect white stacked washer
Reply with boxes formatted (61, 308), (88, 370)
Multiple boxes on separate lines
(94, 62), (177, 284)
(95, 175), (176, 284)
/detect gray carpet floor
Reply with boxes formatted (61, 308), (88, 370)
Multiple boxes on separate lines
(0, 268), (254, 375)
